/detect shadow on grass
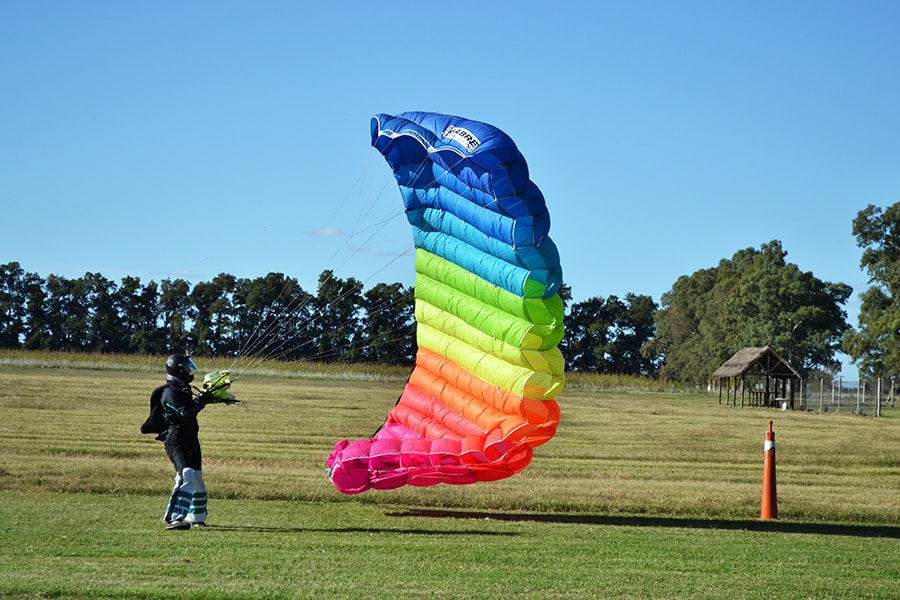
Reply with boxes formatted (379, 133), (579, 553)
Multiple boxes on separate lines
(386, 509), (900, 539)
(204, 524), (518, 536)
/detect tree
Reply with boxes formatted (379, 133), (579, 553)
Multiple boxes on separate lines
(40, 275), (92, 351)
(232, 273), (314, 361)
(562, 293), (658, 375)
(844, 202), (900, 375)
(159, 278), (194, 353)
(22, 275), (50, 350)
(646, 266), (728, 383)
(361, 282), (415, 364)
(82, 272), (125, 352)
(613, 293), (659, 376)
(312, 270), (363, 362)
(652, 240), (851, 385)
(724, 242), (851, 374)
(563, 296), (614, 372)
(0, 262), (36, 348)
(117, 276), (163, 354)
(191, 274), (241, 357)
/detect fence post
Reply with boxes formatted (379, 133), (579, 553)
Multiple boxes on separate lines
(837, 376), (842, 414)
(876, 377), (882, 418)
(857, 378), (864, 415)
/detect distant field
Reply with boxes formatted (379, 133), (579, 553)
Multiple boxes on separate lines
(1, 355), (898, 598)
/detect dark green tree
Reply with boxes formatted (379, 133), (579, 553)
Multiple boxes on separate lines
(209, 273), (240, 356)
(844, 202), (900, 375)
(652, 241), (851, 385)
(562, 293), (658, 375)
(725, 242), (850, 373)
(22, 276), (50, 350)
(82, 273), (125, 352)
(117, 276), (163, 354)
(563, 296), (615, 372)
(645, 266), (727, 383)
(0, 262), (37, 348)
(190, 274), (241, 356)
(190, 280), (220, 357)
(159, 278), (194, 353)
(611, 293), (659, 376)
(361, 282), (415, 364)
(313, 270), (363, 362)
(40, 275), (92, 351)
(233, 273), (314, 361)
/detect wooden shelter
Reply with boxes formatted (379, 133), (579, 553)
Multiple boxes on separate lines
(712, 346), (802, 409)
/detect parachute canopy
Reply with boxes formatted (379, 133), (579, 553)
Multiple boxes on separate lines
(327, 111), (564, 493)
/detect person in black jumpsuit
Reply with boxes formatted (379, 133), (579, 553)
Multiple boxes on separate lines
(159, 354), (213, 530)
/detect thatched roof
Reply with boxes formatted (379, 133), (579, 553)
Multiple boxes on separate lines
(711, 346), (801, 379)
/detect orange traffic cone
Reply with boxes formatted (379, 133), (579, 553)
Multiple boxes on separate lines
(760, 420), (778, 520)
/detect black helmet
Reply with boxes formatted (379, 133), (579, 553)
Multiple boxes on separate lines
(165, 354), (198, 383)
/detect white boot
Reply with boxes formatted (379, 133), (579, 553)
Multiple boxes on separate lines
(185, 469), (208, 525)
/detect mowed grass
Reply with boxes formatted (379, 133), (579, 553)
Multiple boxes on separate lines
(1, 358), (899, 599)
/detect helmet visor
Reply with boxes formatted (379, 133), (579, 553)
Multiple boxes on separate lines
(184, 357), (199, 375)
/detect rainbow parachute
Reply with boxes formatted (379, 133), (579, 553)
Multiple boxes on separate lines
(326, 112), (564, 493)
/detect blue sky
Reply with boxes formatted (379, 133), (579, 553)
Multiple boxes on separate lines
(3, 1), (899, 376)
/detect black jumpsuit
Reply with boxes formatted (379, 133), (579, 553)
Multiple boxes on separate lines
(161, 378), (209, 525)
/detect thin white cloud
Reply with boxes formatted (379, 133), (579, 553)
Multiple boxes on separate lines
(307, 226), (345, 237)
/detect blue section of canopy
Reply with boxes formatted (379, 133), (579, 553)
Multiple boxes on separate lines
(371, 112), (552, 249)
(370, 111), (561, 298)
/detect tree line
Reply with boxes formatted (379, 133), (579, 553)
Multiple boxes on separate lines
(3, 203), (896, 383)
(0, 267), (415, 365)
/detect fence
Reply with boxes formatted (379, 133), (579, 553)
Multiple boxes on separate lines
(800, 377), (897, 416)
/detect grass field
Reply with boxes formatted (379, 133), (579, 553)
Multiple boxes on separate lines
(1, 354), (898, 599)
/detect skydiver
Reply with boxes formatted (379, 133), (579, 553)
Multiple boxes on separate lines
(154, 354), (215, 530)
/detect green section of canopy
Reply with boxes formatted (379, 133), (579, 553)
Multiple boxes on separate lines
(415, 249), (564, 349)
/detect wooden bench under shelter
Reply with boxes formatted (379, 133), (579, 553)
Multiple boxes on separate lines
(712, 346), (801, 409)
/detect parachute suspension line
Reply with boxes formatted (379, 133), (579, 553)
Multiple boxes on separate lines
(287, 264), (412, 364)
(271, 158), (417, 363)
(232, 298), (316, 371)
(230, 146), (455, 371)
(255, 151), (446, 362)
(226, 151), (395, 371)
(322, 206), (409, 280)
(299, 272), (417, 365)
(225, 149), (419, 372)
(226, 259), (407, 372)
(347, 151), (395, 241)
(225, 158), (385, 372)
(241, 208), (411, 366)
(310, 151), (468, 364)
